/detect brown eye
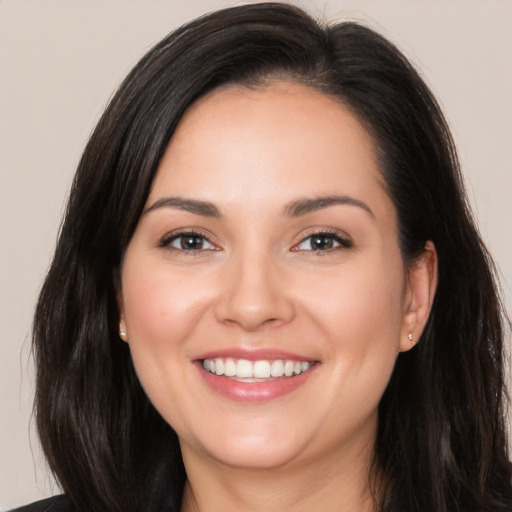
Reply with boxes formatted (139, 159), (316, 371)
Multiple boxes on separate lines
(295, 232), (352, 251)
(310, 234), (335, 250)
(179, 234), (206, 250)
(162, 232), (215, 251)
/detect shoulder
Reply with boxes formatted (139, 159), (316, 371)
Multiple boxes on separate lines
(9, 495), (73, 512)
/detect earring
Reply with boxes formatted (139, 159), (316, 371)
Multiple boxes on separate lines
(119, 329), (127, 341)
(408, 333), (415, 345)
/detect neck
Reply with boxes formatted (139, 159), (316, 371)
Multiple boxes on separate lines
(180, 438), (378, 512)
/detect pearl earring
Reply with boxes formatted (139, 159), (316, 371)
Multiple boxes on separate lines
(119, 329), (127, 341)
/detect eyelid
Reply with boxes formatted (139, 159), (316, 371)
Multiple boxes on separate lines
(291, 228), (353, 252)
(159, 228), (220, 251)
(157, 227), (352, 253)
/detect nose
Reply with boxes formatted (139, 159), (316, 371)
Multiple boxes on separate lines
(213, 251), (295, 332)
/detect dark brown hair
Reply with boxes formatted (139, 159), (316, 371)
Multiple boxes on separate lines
(33, 3), (511, 511)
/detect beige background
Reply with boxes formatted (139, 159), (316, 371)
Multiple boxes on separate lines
(1, 0), (511, 509)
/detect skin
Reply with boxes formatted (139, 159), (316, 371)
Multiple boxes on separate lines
(118, 82), (437, 512)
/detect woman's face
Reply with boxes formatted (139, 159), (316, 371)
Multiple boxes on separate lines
(119, 82), (433, 471)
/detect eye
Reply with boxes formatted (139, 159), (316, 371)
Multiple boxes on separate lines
(294, 232), (352, 252)
(161, 232), (216, 252)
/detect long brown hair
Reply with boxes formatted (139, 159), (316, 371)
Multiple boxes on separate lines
(33, 3), (511, 511)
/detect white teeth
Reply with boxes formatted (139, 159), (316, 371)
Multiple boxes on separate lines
(203, 359), (216, 373)
(224, 358), (236, 377)
(202, 357), (314, 379)
(215, 358), (224, 376)
(270, 360), (284, 377)
(253, 360), (271, 378)
(236, 359), (253, 378)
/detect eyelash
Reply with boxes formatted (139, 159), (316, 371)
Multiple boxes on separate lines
(159, 229), (352, 254)
(159, 230), (216, 253)
(293, 230), (353, 253)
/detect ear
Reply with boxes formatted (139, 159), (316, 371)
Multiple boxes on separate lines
(116, 282), (128, 342)
(399, 241), (438, 352)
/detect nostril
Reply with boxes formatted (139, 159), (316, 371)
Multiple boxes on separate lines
(212, 267), (295, 330)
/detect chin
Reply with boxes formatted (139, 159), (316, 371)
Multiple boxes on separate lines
(183, 420), (314, 470)
(208, 440), (304, 470)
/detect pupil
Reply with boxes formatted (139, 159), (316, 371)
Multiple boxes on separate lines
(181, 235), (202, 250)
(312, 235), (333, 250)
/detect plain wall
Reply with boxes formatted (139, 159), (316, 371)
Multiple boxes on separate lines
(1, 0), (510, 509)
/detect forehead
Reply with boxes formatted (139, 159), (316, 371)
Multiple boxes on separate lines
(148, 81), (388, 216)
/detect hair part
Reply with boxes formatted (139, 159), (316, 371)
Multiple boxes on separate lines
(33, 3), (511, 511)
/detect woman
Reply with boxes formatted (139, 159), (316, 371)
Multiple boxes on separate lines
(13, 3), (511, 511)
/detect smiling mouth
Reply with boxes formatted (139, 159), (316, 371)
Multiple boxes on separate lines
(201, 357), (316, 380)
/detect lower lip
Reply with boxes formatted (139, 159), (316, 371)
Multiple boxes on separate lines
(196, 363), (318, 403)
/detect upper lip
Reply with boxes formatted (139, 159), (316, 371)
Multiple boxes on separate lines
(194, 347), (316, 362)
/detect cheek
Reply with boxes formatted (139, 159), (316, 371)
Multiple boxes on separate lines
(309, 261), (404, 342)
(120, 260), (213, 424)
(300, 251), (405, 402)
(122, 264), (207, 347)
(119, 258), (217, 417)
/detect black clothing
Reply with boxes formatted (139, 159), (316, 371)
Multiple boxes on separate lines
(9, 495), (73, 512)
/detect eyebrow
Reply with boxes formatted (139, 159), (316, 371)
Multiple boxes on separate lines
(284, 195), (375, 218)
(144, 197), (222, 217)
(144, 194), (374, 219)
